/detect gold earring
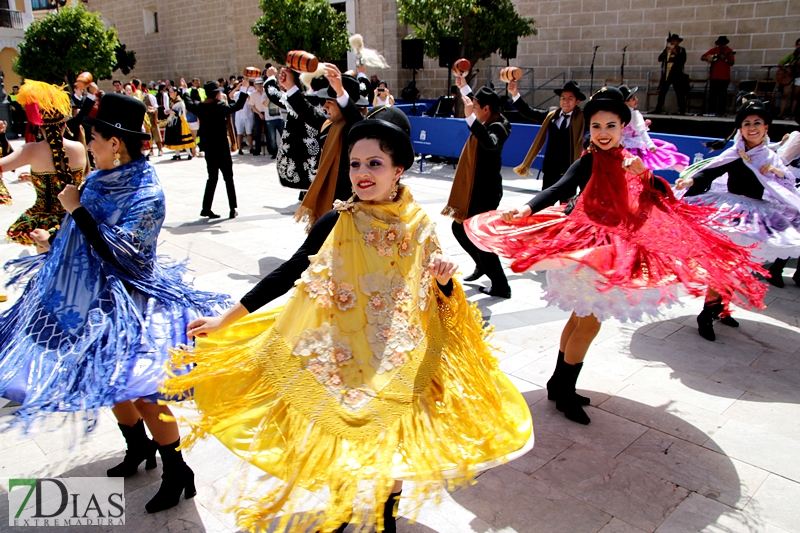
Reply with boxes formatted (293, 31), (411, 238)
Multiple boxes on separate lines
(113, 152), (120, 166)
(389, 182), (398, 201)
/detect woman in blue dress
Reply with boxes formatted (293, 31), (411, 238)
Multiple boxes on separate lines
(0, 93), (229, 513)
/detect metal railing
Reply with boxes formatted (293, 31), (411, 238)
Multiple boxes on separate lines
(0, 9), (24, 29)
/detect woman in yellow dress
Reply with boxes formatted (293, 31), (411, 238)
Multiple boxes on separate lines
(163, 105), (534, 533)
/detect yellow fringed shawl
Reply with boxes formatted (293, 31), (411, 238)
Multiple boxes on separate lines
(162, 187), (533, 533)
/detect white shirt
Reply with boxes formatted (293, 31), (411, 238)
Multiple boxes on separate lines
(555, 111), (572, 130)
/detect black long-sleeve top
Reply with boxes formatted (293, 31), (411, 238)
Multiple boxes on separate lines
(511, 97), (549, 124)
(684, 158), (764, 200)
(658, 46), (687, 79)
(287, 89), (363, 202)
(466, 114), (511, 216)
(526, 154), (593, 213)
(525, 152), (670, 214)
(239, 210), (452, 313)
(181, 91), (248, 152)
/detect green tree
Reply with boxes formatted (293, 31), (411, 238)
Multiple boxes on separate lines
(13, 4), (124, 86)
(114, 43), (137, 76)
(397, 0), (536, 78)
(252, 0), (349, 64)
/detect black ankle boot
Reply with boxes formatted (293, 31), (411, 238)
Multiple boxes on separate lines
(145, 439), (196, 513)
(464, 268), (484, 282)
(107, 420), (157, 477)
(768, 258), (788, 288)
(381, 491), (401, 533)
(697, 302), (717, 341)
(793, 267), (800, 286)
(707, 299), (739, 328)
(555, 362), (590, 425)
(547, 351), (590, 406)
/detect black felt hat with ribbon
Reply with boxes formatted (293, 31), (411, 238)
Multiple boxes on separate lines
(619, 85), (639, 102)
(314, 74), (370, 106)
(83, 93), (150, 140)
(554, 80), (587, 101)
(348, 105), (415, 170)
(582, 87), (632, 125)
(735, 99), (772, 129)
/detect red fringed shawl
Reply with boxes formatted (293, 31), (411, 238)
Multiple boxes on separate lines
(465, 147), (767, 310)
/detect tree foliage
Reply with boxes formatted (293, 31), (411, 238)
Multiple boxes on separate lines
(114, 43), (137, 76)
(397, 0), (536, 72)
(252, 0), (350, 64)
(13, 5), (124, 86)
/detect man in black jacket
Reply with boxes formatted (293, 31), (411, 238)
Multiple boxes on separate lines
(280, 64), (367, 229)
(443, 81), (511, 298)
(181, 79), (248, 219)
(654, 34), (688, 115)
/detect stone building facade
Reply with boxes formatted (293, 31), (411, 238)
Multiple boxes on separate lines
(86, 0), (799, 109)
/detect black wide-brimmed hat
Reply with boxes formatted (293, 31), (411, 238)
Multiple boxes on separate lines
(83, 93), (150, 140)
(735, 99), (772, 129)
(667, 33), (684, 42)
(472, 86), (501, 110)
(715, 36), (730, 46)
(204, 80), (221, 96)
(554, 81), (587, 101)
(315, 74), (370, 106)
(619, 85), (639, 101)
(582, 87), (632, 125)
(348, 105), (415, 170)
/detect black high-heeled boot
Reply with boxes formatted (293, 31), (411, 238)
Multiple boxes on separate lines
(547, 351), (590, 406)
(145, 439), (196, 513)
(555, 362), (590, 425)
(107, 419), (157, 477)
(380, 491), (402, 533)
(463, 268), (484, 282)
(708, 299), (739, 328)
(697, 301), (717, 341)
(768, 258), (788, 288)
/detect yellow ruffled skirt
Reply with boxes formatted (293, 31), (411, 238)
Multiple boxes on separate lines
(163, 284), (533, 532)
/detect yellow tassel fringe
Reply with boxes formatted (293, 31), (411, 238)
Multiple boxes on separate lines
(162, 282), (532, 533)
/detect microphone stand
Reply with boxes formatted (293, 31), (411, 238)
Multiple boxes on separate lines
(621, 45), (627, 83)
(703, 50), (714, 116)
(590, 46), (599, 94)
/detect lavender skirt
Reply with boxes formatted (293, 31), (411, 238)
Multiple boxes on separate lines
(682, 191), (800, 262)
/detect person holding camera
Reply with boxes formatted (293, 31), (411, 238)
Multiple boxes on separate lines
(372, 81), (395, 107)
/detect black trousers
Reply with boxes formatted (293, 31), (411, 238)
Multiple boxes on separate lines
(202, 149), (237, 211)
(708, 79), (730, 116)
(452, 220), (509, 290)
(252, 115), (264, 155)
(655, 74), (687, 114)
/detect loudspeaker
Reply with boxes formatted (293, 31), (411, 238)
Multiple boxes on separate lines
(402, 39), (424, 70)
(439, 37), (460, 68)
(501, 42), (518, 60)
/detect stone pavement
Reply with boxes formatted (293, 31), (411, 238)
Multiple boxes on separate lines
(1, 143), (800, 533)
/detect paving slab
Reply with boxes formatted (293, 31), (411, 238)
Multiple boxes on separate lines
(1, 142), (798, 532)
(533, 444), (689, 532)
(616, 429), (768, 509)
(743, 473), (800, 533)
(452, 464), (612, 533)
(598, 385), (728, 446)
(704, 418), (800, 483)
(655, 492), (791, 533)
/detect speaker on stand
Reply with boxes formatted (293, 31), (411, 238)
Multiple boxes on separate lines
(439, 37), (460, 94)
(402, 39), (424, 113)
(500, 41), (518, 102)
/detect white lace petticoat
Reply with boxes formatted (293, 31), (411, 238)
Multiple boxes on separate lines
(544, 264), (680, 322)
